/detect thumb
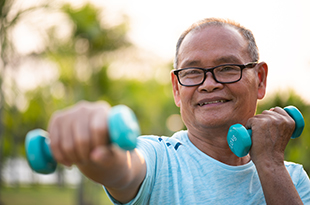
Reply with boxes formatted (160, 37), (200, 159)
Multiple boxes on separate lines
(90, 145), (123, 167)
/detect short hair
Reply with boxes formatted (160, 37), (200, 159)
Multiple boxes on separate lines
(174, 18), (259, 69)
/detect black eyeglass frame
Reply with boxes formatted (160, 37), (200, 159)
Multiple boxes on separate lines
(173, 62), (258, 87)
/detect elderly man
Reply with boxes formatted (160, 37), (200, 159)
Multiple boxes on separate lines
(48, 18), (310, 204)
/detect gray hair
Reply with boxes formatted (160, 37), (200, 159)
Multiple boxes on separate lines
(174, 18), (259, 69)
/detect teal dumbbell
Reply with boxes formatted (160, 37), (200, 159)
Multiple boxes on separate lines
(227, 106), (305, 158)
(25, 105), (140, 174)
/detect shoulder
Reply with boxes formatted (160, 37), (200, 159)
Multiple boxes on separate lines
(137, 130), (188, 151)
(284, 161), (308, 183)
(284, 161), (307, 178)
(135, 130), (191, 166)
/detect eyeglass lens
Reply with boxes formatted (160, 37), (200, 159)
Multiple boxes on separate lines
(178, 65), (242, 85)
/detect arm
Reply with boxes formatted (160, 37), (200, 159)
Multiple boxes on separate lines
(248, 107), (303, 205)
(48, 101), (146, 203)
(78, 147), (146, 203)
(255, 160), (302, 205)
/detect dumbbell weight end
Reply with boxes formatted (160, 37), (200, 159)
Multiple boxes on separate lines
(25, 105), (140, 174)
(227, 106), (304, 158)
(25, 129), (57, 174)
(108, 105), (140, 150)
(227, 124), (252, 158)
(283, 106), (305, 139)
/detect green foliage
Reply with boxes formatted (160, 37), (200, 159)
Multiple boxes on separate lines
(0, 1), (50, 187)
(257, 90), (310, 174)
(106, 78), (179, 136)
(1, 1), (180, 163)
(62, 4), (130, 53)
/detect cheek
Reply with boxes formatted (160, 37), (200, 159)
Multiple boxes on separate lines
(230, 77), (259, 105)
(234, 79), (259, 112)
(179, 87), (196, 103)
(178, 88), (196, 121)
(240, 73), (259, 94)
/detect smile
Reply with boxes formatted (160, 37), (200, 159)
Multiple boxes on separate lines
(198, 100), (228, 106)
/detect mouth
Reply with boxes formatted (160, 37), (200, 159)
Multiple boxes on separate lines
(197, 99), (229, 107)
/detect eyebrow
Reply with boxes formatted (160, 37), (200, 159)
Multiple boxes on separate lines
(212, 55), (243, 65)
(180, 55), (243, 68)
(181, 60), (202, 68)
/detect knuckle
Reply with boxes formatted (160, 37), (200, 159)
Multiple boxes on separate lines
(76, 101), (91, 112)
(49, 111), (63, 128)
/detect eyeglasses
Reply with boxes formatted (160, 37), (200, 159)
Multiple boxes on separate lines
(173, 62), (257, 87)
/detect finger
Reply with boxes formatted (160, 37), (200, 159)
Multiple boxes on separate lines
(270, 107), (287, 115)
(89, 103), (111, 149)
(90, 146), (114, 164)
(72, 115), (91, 163)
(48, 114), (72, 167)
(263, 107), (295, 128)
(274, 107), (296, 136)
(59, 120), (79, 165)
(245, 109), (275, 132)
(90, 145), (124, 167)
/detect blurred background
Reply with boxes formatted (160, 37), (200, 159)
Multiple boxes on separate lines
(0, 0), (309, 204)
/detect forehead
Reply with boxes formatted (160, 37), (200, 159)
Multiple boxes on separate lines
(178, 25), (250, 67)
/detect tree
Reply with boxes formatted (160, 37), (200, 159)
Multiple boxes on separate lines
(0, 0), (49, 202)
(1, 1), (180, 204)
(11, 1), (178, 204)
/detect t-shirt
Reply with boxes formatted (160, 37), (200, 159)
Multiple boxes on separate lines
(104, 130), (310, 204)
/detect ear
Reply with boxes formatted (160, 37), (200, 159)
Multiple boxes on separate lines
(171, 70), (181, 107)
(256, 62), (268, 100)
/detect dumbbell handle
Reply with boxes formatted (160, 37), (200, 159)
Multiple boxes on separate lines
(25, 105), (140, 174)
(227, 106), (305, 158)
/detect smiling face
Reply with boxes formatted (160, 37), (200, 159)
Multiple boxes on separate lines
(171, 25), (267, 134)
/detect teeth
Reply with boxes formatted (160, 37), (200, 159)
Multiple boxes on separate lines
(199, 100), (226, 106)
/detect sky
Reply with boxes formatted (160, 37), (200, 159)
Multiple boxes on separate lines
(15, 0), (310, 104)
(94, 0), (310, 104)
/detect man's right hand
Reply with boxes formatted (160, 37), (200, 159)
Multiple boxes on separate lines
(47, 101), (146, 203)
(48, 101), (112, 167)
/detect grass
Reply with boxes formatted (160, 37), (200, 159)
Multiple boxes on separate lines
(1, 185), (113, 205)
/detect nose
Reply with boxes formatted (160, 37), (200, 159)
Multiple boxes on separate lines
(198, 72), (223, 92)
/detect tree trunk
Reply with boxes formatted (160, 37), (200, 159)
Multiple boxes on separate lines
(0, 98), (4, 205)
(77, 176), (85, 205)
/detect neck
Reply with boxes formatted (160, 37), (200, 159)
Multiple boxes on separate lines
(188, 127), (250, 166)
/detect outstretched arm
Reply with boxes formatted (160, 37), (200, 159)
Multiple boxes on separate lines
(48, 101), (146, 203)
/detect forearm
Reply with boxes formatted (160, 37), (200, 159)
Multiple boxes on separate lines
(255, 160), (303, 205)
(77, 147), (146, 203)
(77, 148), (127, 185)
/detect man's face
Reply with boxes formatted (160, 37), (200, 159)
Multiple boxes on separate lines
(171, 25), (267, 133)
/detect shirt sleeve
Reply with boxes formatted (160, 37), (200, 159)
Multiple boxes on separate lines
(296, 166), (310, 204)
(103, 135), (163, 205)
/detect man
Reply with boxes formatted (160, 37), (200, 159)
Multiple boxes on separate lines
(48, 18), (310, 204)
